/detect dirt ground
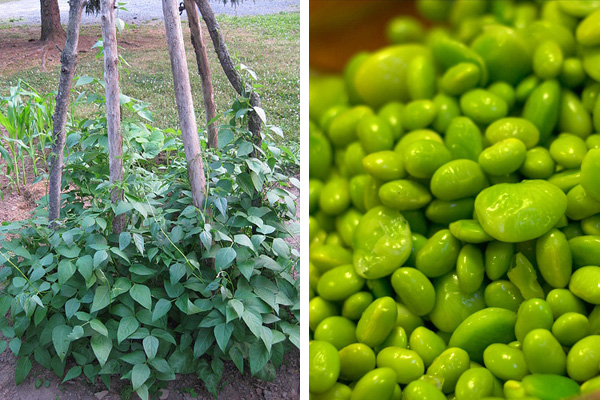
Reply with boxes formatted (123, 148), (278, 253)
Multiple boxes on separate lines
(0, 29), (300, 400)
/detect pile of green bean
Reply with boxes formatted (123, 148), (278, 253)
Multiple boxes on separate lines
(309, 1), (600, 399)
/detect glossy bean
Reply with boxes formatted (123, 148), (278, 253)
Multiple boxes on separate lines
(362, 151), (405, 182)
(409, 327), (446, 368)
(341, 291), (373, 321)
(485, 118), (540, 149)
(338, 343), (376, 382)
(427, 347), (470, 393)
(552, 312), (589, 347)
(315, 316), (357, 350)
(450, 219), (493, 244)
(444, 116), (483, 161)
(415, 229), (461, 278)
(310, 340), (341, 394)
(379, 180), (432, 211)
(377, 347), (425, 384)
(460, 89), (508, 125)
(483, 343), (528, 381)
(350, 367), (397, 400)
(318, 265), (365, 302)
(522, 328), (566, 375)
(391, 267), (436, 316)
(431, 159), (487, 201)
(457, 244), (485, 294)
(356, 296), (398, 348)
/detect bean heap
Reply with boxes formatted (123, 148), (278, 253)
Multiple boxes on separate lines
(309, 1), (600, 399)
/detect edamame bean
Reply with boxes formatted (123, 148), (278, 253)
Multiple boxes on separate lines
(460, 89), (508, 125)
(567, 335), (600, 381)
(315, 316), (357, 350)
(444, 117), (483, 161)
(432, 94), (461, 133)
(427, 347), (470, 393)
(416, 229), (461, 278)
(569, 266), (600, 304)
(478, 138), (527, 176)
(485, 241), (514, 280)
(449, 307), (517, 363)
(409, 327), (447, 368)
(350, 367), (397, 400)
(431, 159), (487, 201)
(449, 219), (493, 243)
(549, 133), (587, 169)
(318, 265), (365, 302)
(328, 106), (374, 148)
(403, 140), (451, 179)
(341, 291), (373, 321)
(403, 380), (446, 400)
(484, 281), (524, 312)
(425, 198), (475, 226)
(483, 343), (528, 381)
(522, 329), (566, 375)
(533, 40), (563, 79)
(362, 151), (405, 181)
(475, 180), (567, 242)
(357, 115), (394, 154)
(407, 56), (437, 100)
(534, 230), (572, 291)
(441, 62), (480, 96)
(522, 79), (561, 143)
(485, 118), (540, 149)
(559, 90), (592, 139)
(338, 343), (376, 382)
(552, 312), (589, 347)
(379, 180), (432, 211)
(310, 340), (341, 394)
(457, 244), (485, 294)
(377, 102), (404, 140)
(319, 178), (350, 216)
(356, 296), (398, 348)
(353, 206), (412, 279)
(581, 148), (600, 201)
(521, 374), (580, 400)
(519, 147), (556, 179)
(387, 16), (424, 44)
(455, 368), (495, 400)
(576, 8), (600, 46)
(429, 272), (486, 333)
(391, 267), (436, 316)
(377, 347), (425, 384)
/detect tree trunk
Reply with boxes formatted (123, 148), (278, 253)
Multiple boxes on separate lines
(162, 0), (207, 210)
(194, 0), (262, 155)
(184, 0), (217, 149)
(40, 0), (66, 42)
(48, 0), (85, 225)
(101, 0), (125, 234)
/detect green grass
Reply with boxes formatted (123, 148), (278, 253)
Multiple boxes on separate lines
(0, 12), (299, 150)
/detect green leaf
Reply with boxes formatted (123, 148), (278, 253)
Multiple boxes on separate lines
(9, 337), (21, 355)
(249, 340), (269, 376)
(215, 247), (236, 271)
(93, 249), (108, 268)
(52, 325), (72, 361)
(14, 246), (31, 259)
(91, 335), (112, 367)
(272, 238), (290, 258)
(242, 310), (262, 338)
(253, 106), (267, 124)
(131, 363), (150, 391)
(62, 366), (82, 383)
(152, 329), (176, 345)
(229, 345), (244, 374)
(133, 233), (144, 255)
(58, 260), (75, 286)
(90, 319), (108, 337)
(228, 299), (244, 319)
(170, 226), (183, 243)
(152, 299), (172, 322)
(76, 255), (93, 281)
(130, 264), (157, 276)
(199, 231), (212, 251)
(281, 322), (300, 349)
(218, 128), (235, 148)
(15, 356), (32, 385)
(56, 245), (81, 258)
(90, 285), (111, 313)
(237, 141), (254, 157)
(120, 351), (146, 365)
(143, 336), (159, 360)
(75, 75), (94, 86)
(136, 384), (149, 400)
(119, 232), (132, 250)
(261, 326), (274, 354)
(110, 247), (130, 263)
(115, 201), (133, 216)
(117, 316), (139, 344)
(130, 284), (152, 311)
(237, 260), (254, 281)
(111, 277), (132, 297)
(193, 329), (214, 358)
(234, 234), (254, 250)
(169, 263), (186, 285)
(67, 325), (84, 341)
(214, 323), (233, 353)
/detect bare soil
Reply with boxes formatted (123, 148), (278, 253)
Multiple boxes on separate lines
(0, 30), (300, 400)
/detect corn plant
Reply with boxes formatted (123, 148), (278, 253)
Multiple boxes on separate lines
(0, 80), (55, 195)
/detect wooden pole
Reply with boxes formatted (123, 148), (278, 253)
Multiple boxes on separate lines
(162, 0), (207, 210)
(47, 0), (86, 225)
(194, 0), (262, 155)
(101, 0), (125, 234)
(183, 0), (218, 149)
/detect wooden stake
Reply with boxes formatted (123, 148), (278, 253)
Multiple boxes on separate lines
(184, 0), (218, 149)
(47, 0), (85, 225)
(162, 0), (207, 210)
(101, 0), (125, 233)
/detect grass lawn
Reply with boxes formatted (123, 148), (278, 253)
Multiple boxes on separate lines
(0, 12), (300, 152)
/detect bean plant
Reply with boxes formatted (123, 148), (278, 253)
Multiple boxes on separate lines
(0, 80), (299, 399)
